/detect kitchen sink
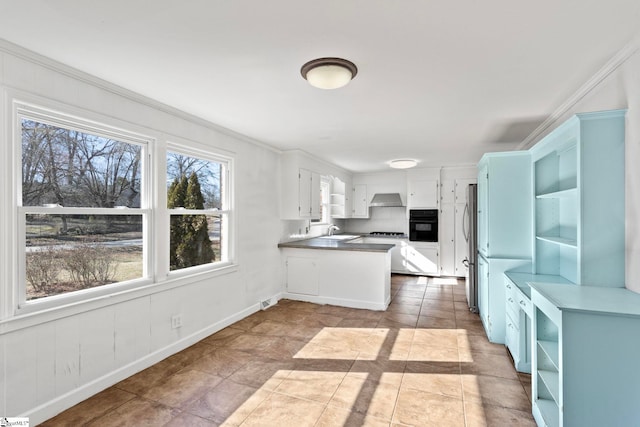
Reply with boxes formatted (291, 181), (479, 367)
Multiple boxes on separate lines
(317, 234), (360, 240)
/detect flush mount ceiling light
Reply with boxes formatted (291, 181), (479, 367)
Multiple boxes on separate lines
(389, 159), (418, 169)
(301, 57), (358, 90)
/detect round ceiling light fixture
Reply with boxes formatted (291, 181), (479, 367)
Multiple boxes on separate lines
(389, 159), (418, 169)
(301, 57), (358, 90)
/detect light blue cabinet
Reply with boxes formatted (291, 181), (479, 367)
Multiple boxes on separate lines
(503, 272), (573, 374)
(477, 151), (533, 344)
(477, 151), (532, 259)
(525, 110), (628, 426)
(477, 255), (530, 343)
(530, 110), (625, 286)
(531, 283), (640, 427)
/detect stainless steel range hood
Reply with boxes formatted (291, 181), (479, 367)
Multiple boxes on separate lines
(369, 193), (404, 207)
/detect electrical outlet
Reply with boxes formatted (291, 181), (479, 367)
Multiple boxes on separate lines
(171, 314), (182, 329)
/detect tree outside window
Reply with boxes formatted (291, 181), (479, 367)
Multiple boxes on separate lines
(20, 116), (146, 301)
(166, 151), (228, 271)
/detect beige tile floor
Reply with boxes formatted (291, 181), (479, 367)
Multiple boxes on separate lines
(40, 275), (536, 426)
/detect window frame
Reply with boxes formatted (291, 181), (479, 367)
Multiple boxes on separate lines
(164, 142), (235, 278)
(7, 99), (237, 319)
(14, 102), (153, 314)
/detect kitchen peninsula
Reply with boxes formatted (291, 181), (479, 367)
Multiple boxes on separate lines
(278, 235), (394, 310)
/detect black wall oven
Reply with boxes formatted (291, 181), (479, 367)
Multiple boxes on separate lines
(409, 209), (438, 242)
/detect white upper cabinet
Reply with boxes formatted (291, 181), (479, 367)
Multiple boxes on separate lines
(280, 150), (349, 220)
(454, 178), (475, 203)
(295, 168), (321, 219)
(407, 168), (440, 209)
(351, 183), (369, 218)
(408, 179), (439, 208)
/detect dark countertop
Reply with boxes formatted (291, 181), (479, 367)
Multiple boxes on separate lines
(278, 236), (394, 253)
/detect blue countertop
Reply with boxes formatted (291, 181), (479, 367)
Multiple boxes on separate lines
(504, 272), (574, 299)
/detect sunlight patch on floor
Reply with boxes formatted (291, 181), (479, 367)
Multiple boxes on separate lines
(294, 327), (389, 359)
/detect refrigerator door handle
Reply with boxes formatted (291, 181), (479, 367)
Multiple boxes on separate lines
(462, 203), (469, 242)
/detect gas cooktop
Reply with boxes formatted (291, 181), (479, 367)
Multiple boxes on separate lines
(369, 231), (406, 237)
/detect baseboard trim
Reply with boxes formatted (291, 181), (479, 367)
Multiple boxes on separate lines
(281, 292), (388, 311)
(23, 303), (260, 425)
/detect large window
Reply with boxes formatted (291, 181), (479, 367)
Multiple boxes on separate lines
(18, 111), (148, 304)
(13, 102), (234, 313)
(166, 150), (230, 271)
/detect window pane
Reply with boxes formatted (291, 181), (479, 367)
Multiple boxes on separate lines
(25, 214), (143, 300)
(167, 152), (222, 209)
(170, 214), (221, 271)
(21, 119), (142, 208)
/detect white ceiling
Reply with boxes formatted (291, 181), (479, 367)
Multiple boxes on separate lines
(1, 1), (639, 173)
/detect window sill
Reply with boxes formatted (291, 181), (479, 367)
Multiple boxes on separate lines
(0, 263), (238, 335)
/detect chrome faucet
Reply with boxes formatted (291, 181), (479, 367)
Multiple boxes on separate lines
(328, 224), (340, 235)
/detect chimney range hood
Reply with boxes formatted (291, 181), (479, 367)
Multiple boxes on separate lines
(369, 193), (404, 207)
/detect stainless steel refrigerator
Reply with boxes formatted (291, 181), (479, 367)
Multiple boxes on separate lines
(463, 184), (478, 313)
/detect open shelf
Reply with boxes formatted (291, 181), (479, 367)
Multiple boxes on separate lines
(538, 370), (560, 404)
(536, 235), (577, 248)
(536, 187), (577, 199)
(329, 178), (347, 219)
(537, 340), (559, 370)
(534, 141), (579, 283)
(536, 398), (560, 427)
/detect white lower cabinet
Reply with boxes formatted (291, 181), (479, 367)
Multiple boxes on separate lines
(404, 242), (438, 275)
(286, 256), (319, 295)
(357, 237), (405, 273)
(281, 248), (391, 310)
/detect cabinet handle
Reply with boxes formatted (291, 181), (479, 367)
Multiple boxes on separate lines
(508, 298), (514, 303)
(519, 300), (526, 306)
(506, 284), (512, 289)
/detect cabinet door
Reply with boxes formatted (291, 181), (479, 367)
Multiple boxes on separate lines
(352, 184), (369, 218)
(440, 180), (455, 204)
(310, 171), (321, 219)
(477, 164), (489, 256)
(286, 256), (319, 295)
(454, 179), (476, 204)
(477, 255), (489, 329)
(405, 244), (438, 275)
(299, 168), (312, 218)
(408, 179), (439, 208)
(298, 169), (321, 220)
(390, 241), (405, 273)
(439, 204), (455, 276)
(505, 311), (520, 364)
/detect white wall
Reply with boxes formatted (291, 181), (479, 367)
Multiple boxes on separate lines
(520, 36), (640, 292)
(0, 41), (283, 422)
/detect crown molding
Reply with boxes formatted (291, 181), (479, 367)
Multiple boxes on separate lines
(0, 38), (282, 154)
(518, 32), (640, 150)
